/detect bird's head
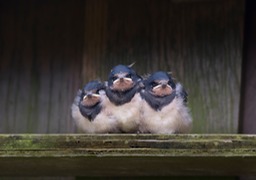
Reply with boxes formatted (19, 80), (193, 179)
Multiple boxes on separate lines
(106, 64), (141, 105)
(108, 64), (140, 92)
(144, 71), (176, 97)
(80, 80), (105, 107)
(141, 71), (176, 111)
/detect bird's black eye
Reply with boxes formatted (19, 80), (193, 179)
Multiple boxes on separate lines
(151, 82), (158, 87)
(168, 80), (174, 87)
(81, 91), (86, 99)
(112, 76), (118, 81)
(126, 74), (132, 78)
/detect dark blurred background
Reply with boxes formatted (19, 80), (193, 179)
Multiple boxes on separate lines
(0, 0), (253, 134)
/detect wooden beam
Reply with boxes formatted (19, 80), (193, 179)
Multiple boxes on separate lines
(0, 134), (256, 176)
(0, 0), (244, 134)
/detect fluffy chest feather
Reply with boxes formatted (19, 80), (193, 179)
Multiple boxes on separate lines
(71, 101), (119, 133)
(140, 97), (192, 134)
(102, 93), (142, 132)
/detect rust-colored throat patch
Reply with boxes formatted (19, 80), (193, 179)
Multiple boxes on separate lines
(151, 84), (173, 97)
(111, 78), (134, 91)
(81, 94), (101, 107)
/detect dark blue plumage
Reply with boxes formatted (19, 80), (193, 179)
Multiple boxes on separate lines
(106, 64), (141, 106)
(139, 71), (192, 134)
(104, 64), (142, 133)
(71, 80), (120, 134)
(140, 71), (177, 111)
(78, 81), (105, 121)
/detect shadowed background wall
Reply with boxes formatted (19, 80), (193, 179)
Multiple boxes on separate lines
(0, 0), (244, 133)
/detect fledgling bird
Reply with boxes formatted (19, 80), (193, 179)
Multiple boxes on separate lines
(71, 80), (119, 133)
(103, 64), (142, 133)
(139, 71), (192, 134)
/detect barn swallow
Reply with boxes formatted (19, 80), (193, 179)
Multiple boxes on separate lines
(103, 64), (142, 133)
(139, 71), (192, 134)
(71, 80), (119, 133)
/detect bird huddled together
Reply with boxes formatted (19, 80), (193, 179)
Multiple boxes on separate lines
(71, 64), (192, 134)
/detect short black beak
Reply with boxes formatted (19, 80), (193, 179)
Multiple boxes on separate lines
(162, 84), (167, 89)
(159, 80), (169, 89)
(119, 77), (124, 82)
(86, 92), (93, 98)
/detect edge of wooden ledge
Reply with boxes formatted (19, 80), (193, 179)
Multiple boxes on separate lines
(1, 134), (256, 176)
(0, 134), (256, 157)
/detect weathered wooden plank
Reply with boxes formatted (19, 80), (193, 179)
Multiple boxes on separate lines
(0, 0), (84, 133)
(0, 0), (244, 134)
(75, 0), (244, 133)
(0, 134), (256, 176)
(84, 0), (244, 133)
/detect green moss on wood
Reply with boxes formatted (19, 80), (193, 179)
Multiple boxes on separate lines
(0, 134), (256, 157)
(0, 134), (256, 176)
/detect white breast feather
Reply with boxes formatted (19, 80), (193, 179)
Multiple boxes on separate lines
(71, 83), (192, 134)
(102, 93), (142, 133)
(71, 92), (119, 133)
(139, 85), (192, 134)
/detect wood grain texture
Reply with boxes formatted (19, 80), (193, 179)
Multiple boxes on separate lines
(82, 0), (244, 133)
(0, 0), (244, 133)
(0, 134), (256, 176)
(0, 0), (85, 133)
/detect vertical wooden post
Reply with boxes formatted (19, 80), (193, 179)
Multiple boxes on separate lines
(239, 0), (256, 134)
